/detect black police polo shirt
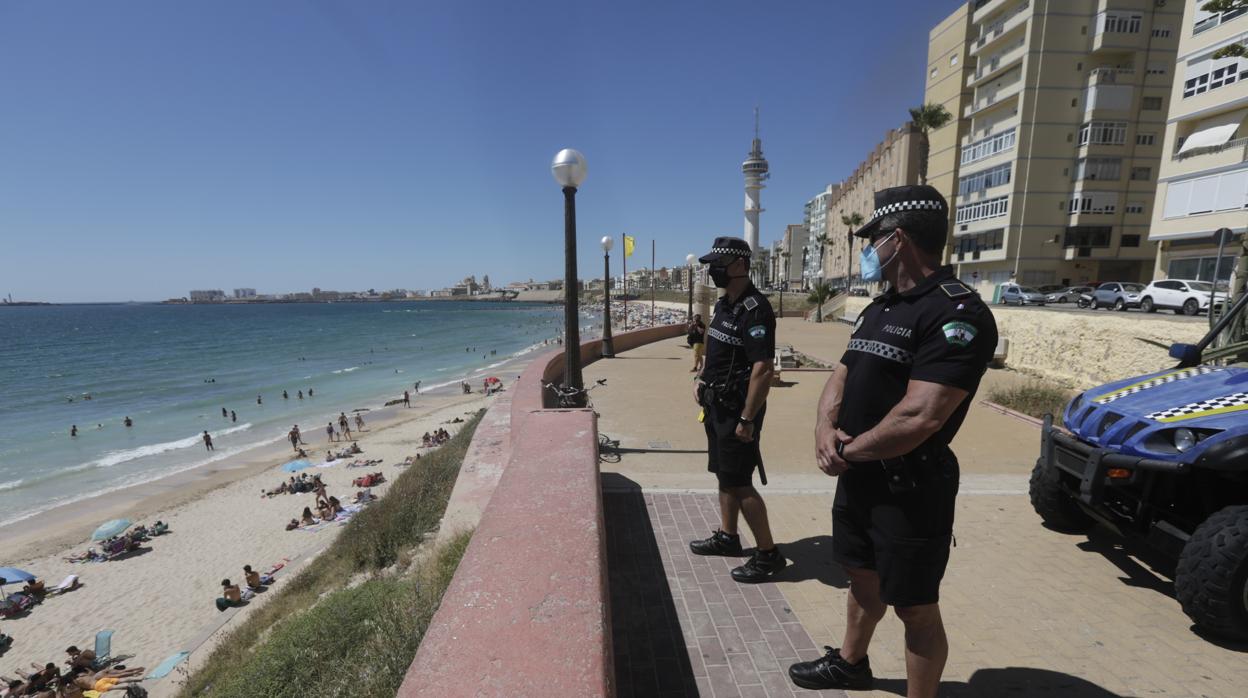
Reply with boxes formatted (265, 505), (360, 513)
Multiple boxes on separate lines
(838, 267), (997, 448)
(702, 284), (776, 387)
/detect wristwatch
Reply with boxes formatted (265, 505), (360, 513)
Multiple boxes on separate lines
(738, 417), (754, 425)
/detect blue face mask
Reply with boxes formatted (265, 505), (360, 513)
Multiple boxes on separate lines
(859, 231), (899, 282)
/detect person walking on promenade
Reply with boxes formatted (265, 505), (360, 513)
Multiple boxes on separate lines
(203, 430), (214, 451)
(688, 236), (785, 583)
(687, 313), (706, 373)
(787, 186), (997, 698)
(403, 390), (410, 408)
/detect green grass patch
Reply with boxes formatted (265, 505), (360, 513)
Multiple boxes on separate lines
(987, 382), (1072, 419)
(181, 411), (483, 697)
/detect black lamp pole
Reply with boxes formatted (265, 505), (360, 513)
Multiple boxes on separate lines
(686, 265), (694, 320)
(562, 186), (585, 406)
(602, 248), (614, 358)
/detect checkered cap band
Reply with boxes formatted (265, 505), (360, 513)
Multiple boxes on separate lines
(709, 247), (750, 258)
(870, 199), (944, 220)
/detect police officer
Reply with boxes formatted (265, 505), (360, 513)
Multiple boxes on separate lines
(787, 186), (997, 697)
(688, 236), (786, 583)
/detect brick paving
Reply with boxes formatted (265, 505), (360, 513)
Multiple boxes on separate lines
(606, 489), (846, 698)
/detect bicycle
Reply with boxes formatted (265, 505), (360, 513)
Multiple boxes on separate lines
(542, 378), (607, 410)
(597, 432), (621, 464)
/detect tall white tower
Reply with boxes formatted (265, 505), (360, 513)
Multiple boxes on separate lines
(741, 107), (769, 255)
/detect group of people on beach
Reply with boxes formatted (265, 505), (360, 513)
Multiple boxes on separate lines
(215, 562), (280, 613)
(62, 522), (168, 565)
(2, 648), (146, 697)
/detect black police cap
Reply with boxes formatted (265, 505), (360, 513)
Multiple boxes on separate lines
(698, 236), (752, 264)
(854, 185), (949, 239)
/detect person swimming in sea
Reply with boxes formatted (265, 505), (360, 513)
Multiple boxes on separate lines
(222, 407), (228, 418)
(231, 410), (237, 423)
(283, 390), (288, 399)
(256, 395), (262, 405)
(70, 425), (78, 437)
(123, 416), (133, 427)
(298, 390), (304, 400)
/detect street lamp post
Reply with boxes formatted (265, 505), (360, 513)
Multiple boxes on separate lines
(601, 236), (615, 358)
(552, 148), (588, 407)
(685, 254), (696, 321)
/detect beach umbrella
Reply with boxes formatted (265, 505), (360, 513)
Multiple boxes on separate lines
(92, 518), (133, 541)
(282, 459), (313, 473)
(0, 567), (36, 585)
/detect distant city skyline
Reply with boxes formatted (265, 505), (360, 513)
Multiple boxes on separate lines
(0, 1), (960, 303)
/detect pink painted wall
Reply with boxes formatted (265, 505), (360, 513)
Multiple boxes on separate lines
(400, 323), (682, 698)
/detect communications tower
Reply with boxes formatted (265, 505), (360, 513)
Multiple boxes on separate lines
(742, 107), (769, 255)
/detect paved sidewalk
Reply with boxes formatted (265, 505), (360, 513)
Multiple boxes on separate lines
(592, 332), (1248, 698)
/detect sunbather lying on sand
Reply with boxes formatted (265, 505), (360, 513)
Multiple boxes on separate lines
(353, 489), (377, 504)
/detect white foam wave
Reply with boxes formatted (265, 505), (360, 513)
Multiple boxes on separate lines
(75, 423), (254, 472)
(332, 366), (361, 374)
(0, 479), (23, 492)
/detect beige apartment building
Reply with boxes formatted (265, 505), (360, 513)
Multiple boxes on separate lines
(927, 5), (976, 269)
(818, 123), (922, 288)
(928, 0), (1181, 292)
(1149, 2), (1248, 284)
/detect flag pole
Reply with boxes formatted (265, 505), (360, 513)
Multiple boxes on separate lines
(622, 233), (628, 331)
(651, 239), (656, 326)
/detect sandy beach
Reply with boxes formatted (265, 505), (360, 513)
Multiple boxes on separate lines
(0, 364), (528, 694)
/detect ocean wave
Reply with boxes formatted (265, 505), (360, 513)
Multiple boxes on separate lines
(0, 479), (23, 492)
(332, 366), (361, 374)
(75, 423), (254, 472)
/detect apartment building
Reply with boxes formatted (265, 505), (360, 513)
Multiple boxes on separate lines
(1149, 1), (1248, 283)
(933, 0), (1181, 291)
(927, 5), (976, 268)
(801, 185), (837, 285)
(819, 123), (922, 288)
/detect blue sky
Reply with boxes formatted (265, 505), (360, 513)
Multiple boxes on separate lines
(0, 0), (961, 302)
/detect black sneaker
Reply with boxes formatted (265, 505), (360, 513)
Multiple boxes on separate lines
(730, 547), (787, 583)
(689, 529), (743, 556)
(788, 647), (873, 691)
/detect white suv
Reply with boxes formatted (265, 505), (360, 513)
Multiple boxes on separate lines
(1139, 279), (1214, 315)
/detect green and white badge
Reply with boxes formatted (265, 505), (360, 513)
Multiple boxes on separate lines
(942, 321), (977, 347)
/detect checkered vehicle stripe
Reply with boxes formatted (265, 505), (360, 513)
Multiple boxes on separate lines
(708, 326), (742, 346)
(1146, 392), (1248, 422)
(848, 339), (914, 365)
(1093, 366), (1223, 404)
(870, 199), (944, 220)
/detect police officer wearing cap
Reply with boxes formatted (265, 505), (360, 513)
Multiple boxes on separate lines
(688, 236), (786, 584)
(787, 186), (997, 697)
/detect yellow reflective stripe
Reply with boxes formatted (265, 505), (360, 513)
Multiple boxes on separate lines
(1155, 403), (1248, 423)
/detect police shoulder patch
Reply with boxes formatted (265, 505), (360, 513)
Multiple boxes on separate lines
(942, 320), (977, 347)
(748, 325), (766, 339)
(852, 314), (866, 336)
(743, 295), (759, 311)
(940, 282), (973, 299)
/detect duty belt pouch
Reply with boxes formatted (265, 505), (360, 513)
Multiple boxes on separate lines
(880, 457), (918, 494)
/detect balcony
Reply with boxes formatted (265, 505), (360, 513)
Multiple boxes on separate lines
(970, 1), (1030, 57)
(1087, 67), (1135, 86)
(1194, 8), (1248, 36)
(964, 81), (1023, 118)
(967, 39), (1026, 88)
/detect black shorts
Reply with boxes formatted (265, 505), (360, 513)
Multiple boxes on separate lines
(704, 402), (765, 489)
(831, 450), (959, 607)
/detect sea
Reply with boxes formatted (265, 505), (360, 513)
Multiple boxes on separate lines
(0, 301), (584, 529)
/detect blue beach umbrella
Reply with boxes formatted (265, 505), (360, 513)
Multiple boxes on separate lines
(92, 518), (133, 541)
(282, 459), (313, 473)
(0, 567), (36, 584)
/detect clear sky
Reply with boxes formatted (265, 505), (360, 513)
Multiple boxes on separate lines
(0, 0), (962, 303)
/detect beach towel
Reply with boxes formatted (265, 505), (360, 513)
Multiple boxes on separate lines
(147, 651), (189, 680)
(50, 574), (80, 594)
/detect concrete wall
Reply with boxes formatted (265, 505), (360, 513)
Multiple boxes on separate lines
(401, 322), (684, 697)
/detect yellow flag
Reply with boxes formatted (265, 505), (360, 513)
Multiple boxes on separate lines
(623, 235), (635, 258)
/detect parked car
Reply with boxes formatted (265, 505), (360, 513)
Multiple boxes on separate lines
(1046, 285), (1094, 304)
(849, 287), (870, 297)
(1091, 282), (1145, 311)
(1036, 284), (1065, 296)
(998, 284), (1047, 306)
(1139, 279), (1215, 316)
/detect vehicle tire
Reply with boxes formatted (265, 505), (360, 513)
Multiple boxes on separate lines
(1114, 298), (1126, 311)
(1183, 298), (1200, 316)
(1090, 298), (1099, 310)
(1058, 297), (1068, 303)
(1029, 458), (1094, 533)
(1175, 505), (1248, 641)
(1141, 297), (1155, 313)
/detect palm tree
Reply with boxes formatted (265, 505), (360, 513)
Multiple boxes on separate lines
(908, 103), (953, 185)
(808, 280), (833, 323)
(840, 212), (863, 292)
(813, 233), (830, 283)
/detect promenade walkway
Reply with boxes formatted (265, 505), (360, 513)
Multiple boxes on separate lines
(585, 319), (1247, 698)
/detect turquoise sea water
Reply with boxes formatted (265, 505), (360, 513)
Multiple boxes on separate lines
(0, 301), (576, 528)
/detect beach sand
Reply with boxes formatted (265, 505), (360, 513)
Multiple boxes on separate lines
(0, 365), (527, 695)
